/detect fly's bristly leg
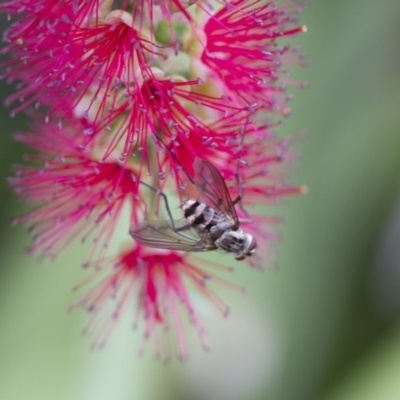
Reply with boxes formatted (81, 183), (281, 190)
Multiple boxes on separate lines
(139, 180), (177, 230)
(234, 106), (255, 223)
(174, 223), (195, 232)
(232, 195), (242, 206)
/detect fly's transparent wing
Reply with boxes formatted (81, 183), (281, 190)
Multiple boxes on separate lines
(129, 219), (217, 252)
(194, 158), (239, 227)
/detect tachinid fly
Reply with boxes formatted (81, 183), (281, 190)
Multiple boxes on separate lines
(129, 158), (256, 260)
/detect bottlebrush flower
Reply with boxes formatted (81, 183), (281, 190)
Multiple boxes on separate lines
(70, 245), (242, 360)
(199, 0), (307, 114)
(9, 120), (146, 261)
(4, 0), (307, 358)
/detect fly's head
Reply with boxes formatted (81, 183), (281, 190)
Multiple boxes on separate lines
(235, 234), (257, 261)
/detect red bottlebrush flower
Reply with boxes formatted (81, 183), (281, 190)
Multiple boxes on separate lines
(200, 0), (307, 114)
(9, 121), (145, 260)
(0, 0), (102, 36)
(1, 0), (200, 119)
(4, 0), (307, 357)
(82, 74), (251, 178)
(2, 7), (160, 119)
(70, 245), (241, 360)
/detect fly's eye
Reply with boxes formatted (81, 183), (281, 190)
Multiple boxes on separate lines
(249, 237), (257, 252)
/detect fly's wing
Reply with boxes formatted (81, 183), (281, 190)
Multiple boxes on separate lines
(194, 158), (239, 227)
(129, 219), (217, 252)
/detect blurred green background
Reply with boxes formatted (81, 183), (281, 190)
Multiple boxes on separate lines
(2, 1), (400, 399)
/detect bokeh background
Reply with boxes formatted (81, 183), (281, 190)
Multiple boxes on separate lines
(2, 1), (400, 399)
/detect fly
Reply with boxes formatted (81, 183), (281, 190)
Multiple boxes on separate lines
(129, 158), (257, 260)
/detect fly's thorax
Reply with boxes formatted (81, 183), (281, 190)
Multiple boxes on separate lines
(208, 219), (235, 241)
(215, 228), (257, 260)
(215, 228), (245, 252)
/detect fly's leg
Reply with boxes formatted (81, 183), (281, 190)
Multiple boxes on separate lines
(139, 180), (177, 230)
(234, 105), (256, 222)
(139, 180), (194, 233)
